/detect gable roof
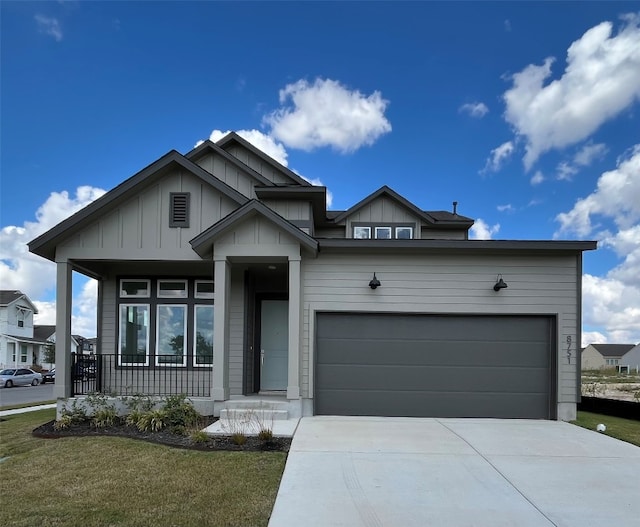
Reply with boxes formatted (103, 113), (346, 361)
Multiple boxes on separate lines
(587, 344), (636, 357)
(332, 186), (474, 228)
(0, 290), (38, 312)
(190, 199), (318, 258)
(186, 139), (275, 187)
(29, 150), (250, 261)
(34, 325), (56, 340)
(214, 132), (311, 187)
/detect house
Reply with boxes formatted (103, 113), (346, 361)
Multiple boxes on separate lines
(0, 290), (49, 369)
(33, 325), (89, 370)
(28, 132), (596, 420)
(619, 344), (640, 373)
(581, 343), (636, 370)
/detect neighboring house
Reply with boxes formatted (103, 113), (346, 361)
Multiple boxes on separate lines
(581, 344), (636, 370)
(619, 344), (640, 373)
(0, 290), (48, 369)
(33, 325), (88, 370)
(28, 132), (596, 420)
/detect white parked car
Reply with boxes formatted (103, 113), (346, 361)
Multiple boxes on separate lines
(0, 368), (43, 388)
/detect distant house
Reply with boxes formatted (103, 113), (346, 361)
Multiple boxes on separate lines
(33, 325), (57, 369)
(0, 290), (49, 369)
(620, 344), (640, 373)
(581, 343), (636, 370)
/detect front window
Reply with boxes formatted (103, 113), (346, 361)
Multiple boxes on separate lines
(20, 345), (28, 362)
(8, 343), (15, 362)
(194, 305), (214, 366)
(158, 280), (188, 298)
(120, 280), (150, 298)
(119, 305), (150, 365)
(156, 305), (187, 366)
(354, 226), (371, 239)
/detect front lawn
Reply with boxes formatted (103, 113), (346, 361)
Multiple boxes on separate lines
(572, 411), (640, 447)
(0, 409), (287, 527)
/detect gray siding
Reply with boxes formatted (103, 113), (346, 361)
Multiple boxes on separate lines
(260, 200), (312, 222)
(300, 252), (579, 411)
(224, 144), (293, 185)
(58, 170), (239, 260)
(229, 268), (245, 395)
(194, 152), (259, 198)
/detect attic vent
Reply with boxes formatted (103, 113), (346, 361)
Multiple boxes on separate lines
(170, 192), (190, 228)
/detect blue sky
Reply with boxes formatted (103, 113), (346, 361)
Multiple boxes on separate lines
(1, 1), (639, 344)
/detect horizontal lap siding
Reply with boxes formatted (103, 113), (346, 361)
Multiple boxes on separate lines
(300, 253), (578, 406)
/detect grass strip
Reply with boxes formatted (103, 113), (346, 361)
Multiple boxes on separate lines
(572, 411), (640, 447)
(0, 409), (286, 527)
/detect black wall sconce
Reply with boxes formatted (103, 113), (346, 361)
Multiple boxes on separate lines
(369, 272), (381, 289)
(493, 274), (508, 292)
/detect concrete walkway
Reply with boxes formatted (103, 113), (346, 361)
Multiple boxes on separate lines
(0, 403), (56, 417)
(268, 416), (640, 527)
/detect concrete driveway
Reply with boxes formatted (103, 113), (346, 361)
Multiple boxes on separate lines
(268, 416), (640, 527)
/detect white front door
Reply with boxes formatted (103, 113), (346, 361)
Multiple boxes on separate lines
(260, 300), (288, 391)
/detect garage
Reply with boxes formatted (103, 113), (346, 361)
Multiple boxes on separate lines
(315, 313), (555, 419)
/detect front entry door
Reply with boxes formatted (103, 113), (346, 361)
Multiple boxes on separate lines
(260, 300), (288, 391)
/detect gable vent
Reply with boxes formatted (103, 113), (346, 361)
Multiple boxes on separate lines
(170, 192), (190, 228)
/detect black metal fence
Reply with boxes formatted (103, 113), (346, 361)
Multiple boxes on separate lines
(70, 353), (212, 398)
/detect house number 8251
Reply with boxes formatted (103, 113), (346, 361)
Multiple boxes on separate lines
(566, 336), (572, 364)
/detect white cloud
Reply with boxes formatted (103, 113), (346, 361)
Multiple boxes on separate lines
(199, 129), (289, 167)
(555, 144), (640, 237)
(469, 219), (500, 240)
(582, 330), (607, 347)
(556, 145), (640, 343)
(264, 78), (391, 152)
(459, 102), (489, 118)
(531, 170), (545, 185)
(556, 161), (578, 181)
(0, 186), (105, 321)
(503, 14), (640, 170)
(497, 204), (514, 213)
(574, 142), (608, 167)
(481, 141), (514, 173)
(35, 14), (63, 42)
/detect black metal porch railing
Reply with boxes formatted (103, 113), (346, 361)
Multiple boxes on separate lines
(70, 353), (212, 397)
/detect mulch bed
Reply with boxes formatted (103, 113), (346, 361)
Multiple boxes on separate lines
(32, 418), (292, 452)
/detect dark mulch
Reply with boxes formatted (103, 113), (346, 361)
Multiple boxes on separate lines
(32, 418), (291, 452)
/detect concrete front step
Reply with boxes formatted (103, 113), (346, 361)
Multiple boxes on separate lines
(204, 417), (300, 438)
(223, 399), (289, 411)
(220, 408), (289, 421)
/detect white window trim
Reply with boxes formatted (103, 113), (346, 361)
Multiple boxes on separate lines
(120, 279), (151, 298)
(193, 304), (214, 367)
(395, 226), (413, 239)
(195, 280), (215, 299)
(118, 304), (150, 366)
(155, 304), (188, 367)
(375, 226), (392, 239)
(157, 279), (188, 298)
(354, 226), (371, 239)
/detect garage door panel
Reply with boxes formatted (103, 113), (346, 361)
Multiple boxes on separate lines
(316, 389), (550, 419)
(319, 340), (548, 368)
(315, 313), (554, 419)
(317, 364), (549, 393)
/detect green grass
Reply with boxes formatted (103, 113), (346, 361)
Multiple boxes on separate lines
(572, 411), (640, 447)
(0, 409), (287, 527)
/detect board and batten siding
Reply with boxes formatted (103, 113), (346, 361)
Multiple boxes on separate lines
(300, 252), (581, 416)
(57, 170), (239, 261)
(228, 269), (245, 396)
(222, 144), (293, 185)
(345, 196), (422, 236)
(260, 200), (311, 222)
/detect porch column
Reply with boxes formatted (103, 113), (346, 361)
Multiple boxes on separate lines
(287, 256), (301, 399)
(55, 261), (73, 399)
(212, 256), (230, 401)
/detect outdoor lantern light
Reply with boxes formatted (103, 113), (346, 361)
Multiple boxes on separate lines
(369, 272), (381, 289)
(493, 274), (508, 292)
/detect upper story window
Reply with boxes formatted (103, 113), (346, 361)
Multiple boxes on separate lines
(353, 224), (414, 239)
(170, 192), (190, 228)
(120, 280), (151, 298)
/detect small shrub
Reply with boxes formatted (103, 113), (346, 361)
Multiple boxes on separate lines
(257, 428), (273, 441)
(54, 415), (73, 430)
(162, 394), (199, 429)
(59, 399), (88, 425)
(123, 393), (156, 414)
(93, 408), (118, 428)
(232, 432), (247, 446)
(137, 409), (167, 432)
(190, 430), (210, 443)
(125, 410), (143, 428)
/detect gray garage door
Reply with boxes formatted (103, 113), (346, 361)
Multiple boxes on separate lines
(315, 313), (555, 419)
